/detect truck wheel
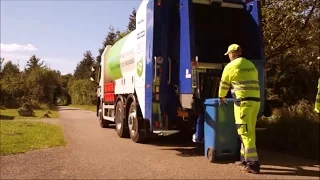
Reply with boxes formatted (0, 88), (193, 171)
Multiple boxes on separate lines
(207, 148), (216, 163)
(99, 104), (110, 128)
(115, 99), (129, 138)
(128, 101), (145, 143)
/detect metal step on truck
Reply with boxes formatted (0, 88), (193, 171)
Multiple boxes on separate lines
(90, 0), (271, 161)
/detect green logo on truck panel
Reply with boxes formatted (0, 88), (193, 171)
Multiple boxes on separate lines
(137, 57), (143, 77)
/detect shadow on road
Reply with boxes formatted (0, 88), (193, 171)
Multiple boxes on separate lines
(144, 134), (205, 157)
(0, 115), (15, 120)
(145, 134), (195, 148)
(258, 150), (320, 177)
(161, 147), (204, 157)
(145, 135), (320, 178)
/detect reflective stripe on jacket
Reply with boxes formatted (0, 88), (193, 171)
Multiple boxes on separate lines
(218, 57), (260, 99)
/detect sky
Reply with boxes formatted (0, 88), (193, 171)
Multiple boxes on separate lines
(0, 0), (142, 75)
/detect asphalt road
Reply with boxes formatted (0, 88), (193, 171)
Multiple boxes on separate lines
(1, 106), (319, 179)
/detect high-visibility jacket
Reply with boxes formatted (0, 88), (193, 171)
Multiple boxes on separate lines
(218, 57), (260, 99)
(315, 78), (320, 114)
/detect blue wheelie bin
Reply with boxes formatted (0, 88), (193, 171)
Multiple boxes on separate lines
(203, 98), (239, 162)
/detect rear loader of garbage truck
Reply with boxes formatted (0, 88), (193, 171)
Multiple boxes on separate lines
(180, 0), (272, 161)
(90, 0), (271, 144)
(178, 0), (269, 117)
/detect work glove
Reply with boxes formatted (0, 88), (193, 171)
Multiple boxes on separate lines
(219, 97), (228, 106)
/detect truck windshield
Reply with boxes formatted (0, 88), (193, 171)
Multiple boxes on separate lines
(191, 3), (262, 63)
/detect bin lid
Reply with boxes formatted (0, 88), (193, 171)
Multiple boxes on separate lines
(204, 98), (235, 105)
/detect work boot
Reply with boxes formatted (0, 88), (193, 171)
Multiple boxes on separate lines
(240, 162), (260, 174)
(234, 161), (246, 167)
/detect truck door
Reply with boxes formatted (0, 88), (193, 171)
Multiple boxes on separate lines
(148, 0), (181, 133)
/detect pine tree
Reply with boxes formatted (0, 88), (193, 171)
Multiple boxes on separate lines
(74, 51), (95, 79)
(127, 8), (136, 32)
(115, 28), (130, 42)
(96, 26), (117, 65)
(105, 26), (117, 46)
(25, 55), (44, 72)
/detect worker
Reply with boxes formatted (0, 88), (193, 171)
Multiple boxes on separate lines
(218, 44), (261, 174)
(315, 78), (320, 119)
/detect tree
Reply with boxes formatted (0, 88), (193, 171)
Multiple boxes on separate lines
(262, 0), (320, 105)
(61, 73), (73, 88)
(25, 67), (60, 104)
(74, 51), (95, 79)
(96, 26), (118, 65)
(25, 55), (44, 72)
(115, 29), (130, 41)
(0, 61), (25, 107)
(68, 79), (96, 105)
(0, 58), (4, 73)
(103, 26), (117, 47)
(2, 60), (20, 75)
(127, 8), (136, 32)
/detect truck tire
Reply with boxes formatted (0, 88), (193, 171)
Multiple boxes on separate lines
(128, 100), (145, 143)
(115, 99), (129, 138)
(99, 104), (110, 128)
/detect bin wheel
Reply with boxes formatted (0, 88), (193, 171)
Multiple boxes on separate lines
(207, 148), (215, 163)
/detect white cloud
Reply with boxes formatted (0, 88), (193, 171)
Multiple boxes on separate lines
(0, 44), (77, 75)
(1, 43), (38, 52)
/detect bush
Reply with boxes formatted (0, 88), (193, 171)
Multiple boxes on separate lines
(25, 68), (58, 104)
(257, 100), (319, 160)
(0, 74), (28, 108)
(68, 79), (96, 105)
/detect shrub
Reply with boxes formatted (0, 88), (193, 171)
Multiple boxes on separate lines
(257, 100), (319, 160)
(68, 79), (96, 105)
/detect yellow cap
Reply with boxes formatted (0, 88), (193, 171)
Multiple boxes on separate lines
(224, 44), (240, 55)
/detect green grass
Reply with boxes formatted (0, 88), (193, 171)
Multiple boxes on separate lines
(0, 121), (66, 155)
(0, 109), (59, 120)
(69, 104), (96, 112)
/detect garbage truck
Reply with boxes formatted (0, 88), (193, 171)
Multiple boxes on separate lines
(90, 0), (270, 147)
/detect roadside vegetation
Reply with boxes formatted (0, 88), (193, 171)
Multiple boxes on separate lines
(255, 0), (320, 161)
(0, 55), (66, 155)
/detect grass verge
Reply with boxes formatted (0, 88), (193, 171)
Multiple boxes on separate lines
(0, 121), (66, 155)
(69, 104), (96, 112)
(0, 109), (59, 120)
